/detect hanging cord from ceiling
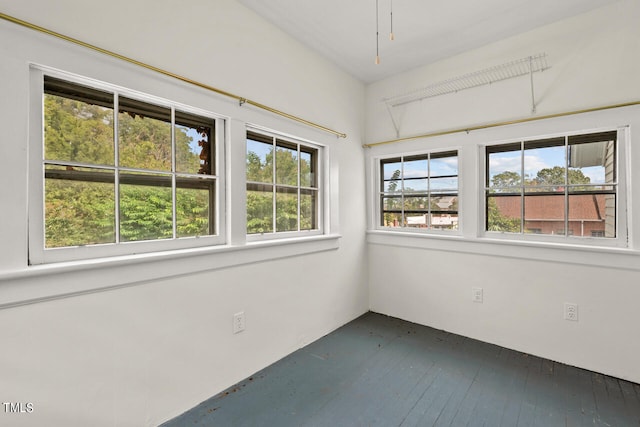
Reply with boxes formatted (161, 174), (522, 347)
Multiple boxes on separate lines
(376, 0), (395, 64)
(375, 0), (381, 64)
(390, 0), (395, 41)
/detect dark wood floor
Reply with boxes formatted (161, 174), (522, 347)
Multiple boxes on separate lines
(163, 312), (640, 426)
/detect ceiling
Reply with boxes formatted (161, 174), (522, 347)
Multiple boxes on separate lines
(239, 0), (620, 83)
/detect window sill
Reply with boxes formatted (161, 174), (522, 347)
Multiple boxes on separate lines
(367, 229), (640, 270)
(246, 229), (324, 244)
(0, 234), (341, 309)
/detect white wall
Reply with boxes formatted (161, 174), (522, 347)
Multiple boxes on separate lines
(366, 0), (640, 384)
(0, 1), (367, 426)
(3, 0), (639, 425)
(366, 0), (640, 143)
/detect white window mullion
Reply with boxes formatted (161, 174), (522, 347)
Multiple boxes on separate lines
(427, 153), (431, 229)
(297, 144), (301, 232)
(520, 141), (525, 234)
(564, 136), (569, 237)
(114, 93), (121, 244)
(400, 156), (405, 227)
(272, 137), (277, 233)
(171, 107), (177, 239)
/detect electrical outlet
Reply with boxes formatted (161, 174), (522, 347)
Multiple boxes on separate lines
(472, 287), (483, 303)
(564, 303), (578, 321)
(233, 311), (245, 334)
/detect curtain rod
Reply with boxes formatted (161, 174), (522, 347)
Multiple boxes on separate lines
(364, 100), (640, 148)
(0, 12), (347, 139)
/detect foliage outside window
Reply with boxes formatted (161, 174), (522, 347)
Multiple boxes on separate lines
(380, 151), (458, 230)
(485, 131), (617, 238)
(246, 130), (319, 235)
(42, 76), (217, 251)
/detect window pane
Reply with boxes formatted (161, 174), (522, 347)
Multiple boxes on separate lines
(568, 140), (615, 186)
(119, 173), (173, 242)
(430, 213), (459, 230)
(118, 98), (172, 171)
(247, 185), (274, 234)
(430, 177), (458, 191)
(403, 158), (427, 179)
(487, 195), (521, 232)
(382, 159), (402, 192)
(568, 193), (615, 238)
(300, 189), (317, 231)
(488, 149), (521, 189)
(383, 180), (403, 193)
(276, 187), (298, 231)
(382, 196), (402, 211)
(44, 93), (114, 165)
(568, 132), (616, 186)
(431, 195), (458, 230)
(176, 181), (213, 238)
(403, 178), (428, 193)
(44, 166), (115, 248)
(405, 213), (427, 228)
(275, 143), (298, 186)
(403, 196), (428, 212)
(430, 155), (458, 177)
(382, 212), (402, 227)
(300, 149), (316, 188)
(246, 138), (273, 183)
(524, 193), (565, 235)
(431, 196), (458, 212)
(524, 140), (565, 189)
(176, 112), (213, 175)
(382, 161), (402, 180)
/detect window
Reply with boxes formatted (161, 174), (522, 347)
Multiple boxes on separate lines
(485, 130), (618, 241)
(30, 74), (223, 263)
(246, 130), (321, 237)
(379, 151), (458, 230)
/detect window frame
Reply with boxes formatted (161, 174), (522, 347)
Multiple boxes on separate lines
(245, 126), (324, 242)
(375, 149), (460, 234)
(28, 67), (226, 264)
(480, 127), (628, 249)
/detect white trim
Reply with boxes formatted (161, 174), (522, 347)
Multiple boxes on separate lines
(3, 25), (343, 308)
(28, 67), (46, 260)
(366, 103), (639, 260)
(0, 234), (341, 309)
(367, 230), (640, 270)
(479, 126), (628, 249)
(245, 125), (326, 241)
(373, 148), (461, 235)
(28, 66), (227, 264)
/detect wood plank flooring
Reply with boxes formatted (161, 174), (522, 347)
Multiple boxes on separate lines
(163, 312), (640, 426)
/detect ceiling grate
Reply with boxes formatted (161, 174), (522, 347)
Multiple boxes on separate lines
(384, 53), (550, 107)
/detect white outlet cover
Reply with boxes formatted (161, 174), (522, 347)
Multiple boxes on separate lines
(233, 311), (246, 334)
(472, 287), (483, 303)
(564, 303), (578, 321)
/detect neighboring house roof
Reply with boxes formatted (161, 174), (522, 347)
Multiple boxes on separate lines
(494, 193), (607, 221)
